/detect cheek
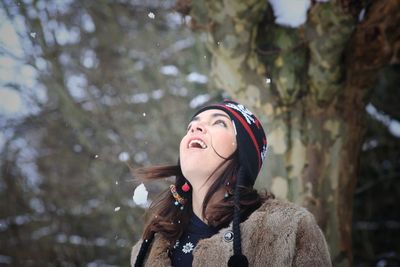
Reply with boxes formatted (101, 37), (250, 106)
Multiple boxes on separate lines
(179, 138), (187, 172)
(214, 133), (237, 155)
(179, 137), (186, 156)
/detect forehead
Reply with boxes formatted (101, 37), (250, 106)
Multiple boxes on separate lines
(192, 109), (230, 121)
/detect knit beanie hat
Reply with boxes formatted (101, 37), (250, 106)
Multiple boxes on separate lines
(193, 100), (267, 266)
(192, 100), (267, 185)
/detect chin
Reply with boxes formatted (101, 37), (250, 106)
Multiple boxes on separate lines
(181, 168), (205, 181)
(180, 151), (228, 177)
(181, 165), (224, 184)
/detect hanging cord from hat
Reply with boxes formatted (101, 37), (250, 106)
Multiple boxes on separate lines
(134, 232), (155, 267)
(228, 166), (249, 267)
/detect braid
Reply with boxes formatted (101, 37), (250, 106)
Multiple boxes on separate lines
(134, 233), (155, 267)
(232, 173), (242, 255)
(228, 166), (249, 267)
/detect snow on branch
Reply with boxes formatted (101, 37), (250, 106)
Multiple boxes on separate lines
(268, 0), (311, 28)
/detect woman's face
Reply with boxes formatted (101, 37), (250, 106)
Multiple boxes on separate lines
(179, 109), (237, 184)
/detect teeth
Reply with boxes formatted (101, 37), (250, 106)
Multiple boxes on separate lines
(189, 139), (207, 149)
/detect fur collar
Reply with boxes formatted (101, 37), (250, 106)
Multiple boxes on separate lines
(131, 199), (331, 266)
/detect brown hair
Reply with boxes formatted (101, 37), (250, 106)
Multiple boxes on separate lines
(136, 152), (273, 246)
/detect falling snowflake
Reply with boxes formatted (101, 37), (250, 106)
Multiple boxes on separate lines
(173, 240), (180, 249)
(148, 12), (155, 19)
(132, 183), (149, 207)
(182, 242), (194, 254)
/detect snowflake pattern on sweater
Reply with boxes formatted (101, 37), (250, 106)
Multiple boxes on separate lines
(170, 214), (220, 267)
(182, 242), (194, 254)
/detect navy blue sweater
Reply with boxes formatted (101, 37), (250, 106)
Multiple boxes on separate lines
(170, 214), (219, 267)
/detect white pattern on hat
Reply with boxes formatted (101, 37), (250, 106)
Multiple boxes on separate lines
(225, 103), (255, 125)
(261, 144), (267, 162)
(232, 120), (237, 136)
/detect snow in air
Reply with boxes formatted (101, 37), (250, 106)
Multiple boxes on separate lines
(133, 183), (149, 208)
(148, 12), (155, 19)
(268, 0), (311, 28)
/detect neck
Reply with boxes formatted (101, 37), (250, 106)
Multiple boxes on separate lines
(186, 168), (227, 223)
(191, 183), (208, 223)
(190, 177), (226, 224)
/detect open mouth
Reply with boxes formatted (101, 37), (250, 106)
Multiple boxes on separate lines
(188, 139), (207, 149)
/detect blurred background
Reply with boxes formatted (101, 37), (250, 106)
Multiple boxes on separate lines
(0, 0), (399, 266)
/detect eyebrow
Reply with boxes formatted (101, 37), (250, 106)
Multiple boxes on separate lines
(191, 112), (231, 122)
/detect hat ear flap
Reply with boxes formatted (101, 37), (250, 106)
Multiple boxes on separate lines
(134, 233), (155, 267)
(228, 254), (249, 267)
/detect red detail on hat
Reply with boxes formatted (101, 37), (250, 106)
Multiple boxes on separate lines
(255, 119), (261, 129)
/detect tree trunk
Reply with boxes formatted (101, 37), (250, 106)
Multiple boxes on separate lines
(185, 0), (400, 266)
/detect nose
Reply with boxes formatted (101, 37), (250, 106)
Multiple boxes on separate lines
(190, 121), (207, 134)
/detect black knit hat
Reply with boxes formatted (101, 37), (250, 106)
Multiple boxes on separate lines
(192, 100), (267, 185)
(193, 100), (267, 266)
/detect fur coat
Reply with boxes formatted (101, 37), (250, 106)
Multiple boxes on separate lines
(131, 199), (331, 266)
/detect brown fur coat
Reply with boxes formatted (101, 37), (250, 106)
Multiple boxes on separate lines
(131, 199), (331, 266)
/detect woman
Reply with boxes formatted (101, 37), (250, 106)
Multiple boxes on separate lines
(131, 100), (331, 267)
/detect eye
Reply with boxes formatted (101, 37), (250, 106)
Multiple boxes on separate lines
(213, 119), (227, 127)
(186, 124), (192, 132)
